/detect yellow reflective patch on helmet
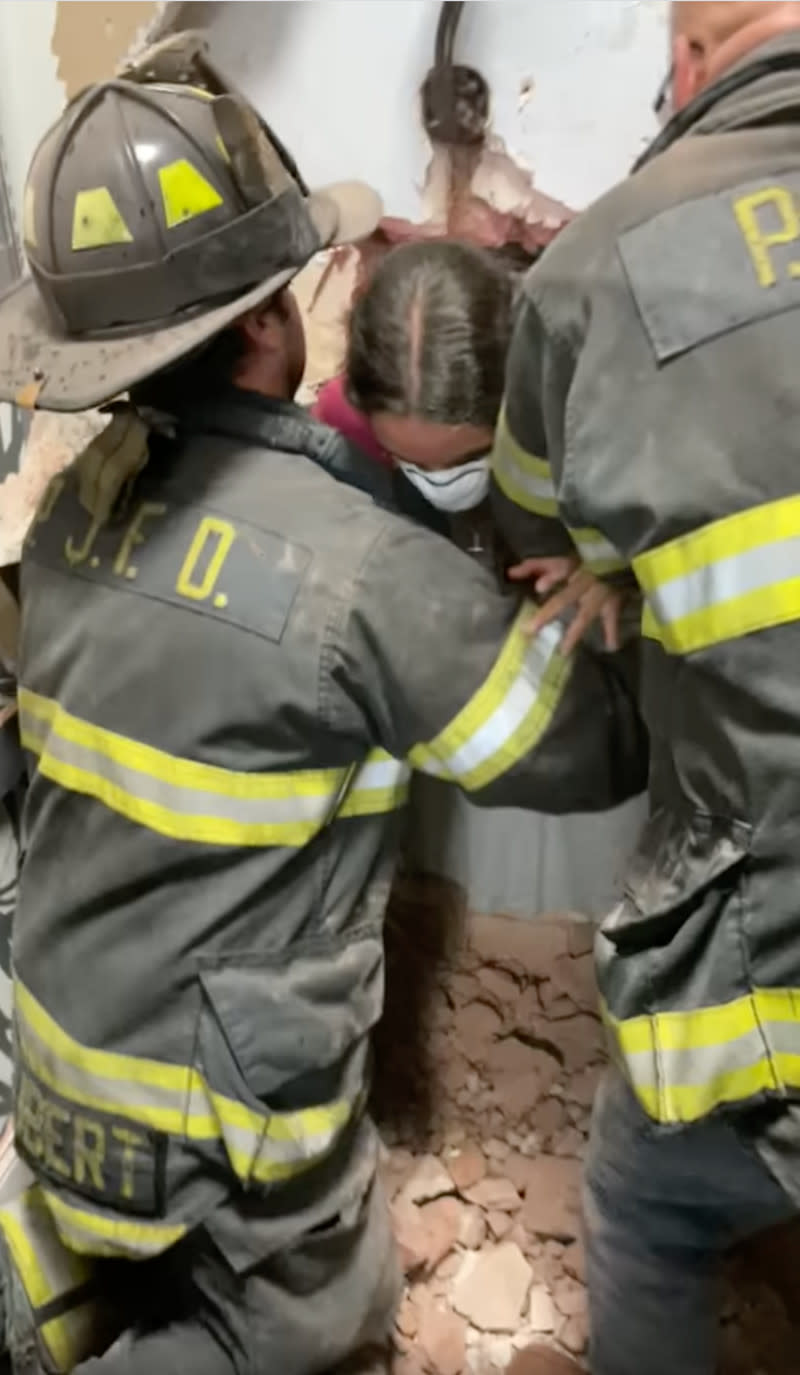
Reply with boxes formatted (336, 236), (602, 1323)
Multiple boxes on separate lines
(23, 184), (36, 247)
(158, 159), (224, 229)
(71, 188), (133, 251)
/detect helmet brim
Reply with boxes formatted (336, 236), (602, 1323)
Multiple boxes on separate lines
(0, 181), (382, 414)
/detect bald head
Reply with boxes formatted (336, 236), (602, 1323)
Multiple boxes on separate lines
(670, 2), (800, 112)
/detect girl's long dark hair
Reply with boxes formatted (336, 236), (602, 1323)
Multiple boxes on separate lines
(346, 240), (515, 428)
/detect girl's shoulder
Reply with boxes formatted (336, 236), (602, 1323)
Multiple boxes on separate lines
(312, 376), (392, 468)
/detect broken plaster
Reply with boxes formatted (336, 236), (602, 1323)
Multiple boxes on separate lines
(50, 1), (167, 100)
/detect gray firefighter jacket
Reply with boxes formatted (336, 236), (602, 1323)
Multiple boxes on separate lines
(491, 33), (800, 1139)
(12, 386), (646, 1260)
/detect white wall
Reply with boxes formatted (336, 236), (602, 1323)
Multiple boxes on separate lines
(0, 1), (668, 229)
(204, 0), (668, 217)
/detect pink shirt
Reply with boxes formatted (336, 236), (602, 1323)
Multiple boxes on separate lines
(312, 375), (393, 468)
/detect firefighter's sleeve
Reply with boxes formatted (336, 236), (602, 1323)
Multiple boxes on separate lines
(491, 291), (631, 587)
(333, 522), (648, 814)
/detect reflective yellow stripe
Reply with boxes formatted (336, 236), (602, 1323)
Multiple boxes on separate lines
(71, 188), (133, 251)
(409, 607), (572, 791)
(567, 526), (628, 577)
(158, 158), (223, 229)
(16, 981), (360, 1198)
(0, 1187), (96, 1370)
(19, 690), (409, 847)
(158, 159), (224, 229)
(603, 986), (800, 1124)
(633, 495), (800, 655)
(491, 408), (559, 518)
(43, 1191), (187, 1261)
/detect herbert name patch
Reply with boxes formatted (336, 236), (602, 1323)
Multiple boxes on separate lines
(15, 1067), (167, 1217)
(618, 174), (800, 363)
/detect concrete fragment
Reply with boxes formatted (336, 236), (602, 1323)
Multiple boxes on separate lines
(396, 1294), (419, 1339)
(420, 1198), (464, 1268)
(453, 1002), (503, 1064)
(476, 966), (520, 1013)
(562, 1240), (586, 1285)
(567, 1067), (603, 1110)
(528, 1285), (558, 1333)
(394, 1355), (428, 1375)
(552, 952), (597, 1012)
(400, 1155), (456, 1207)
(520, 1158), (582, 1241)
(417, 1303), (467, 1375)
(533, 1098), (567, 1139)
(392, 1196), (460, 1278)
(451, 1244), (533, 1333)
(549, 1015), (604, 1074)
(553, 1279), (586, 1319)
(507, 1346), (584, 1375)
(484, 1138), (511, 1163)
(553, 1127), (585, 1159)
(458, 1205), (487, 1250)
(468, 917), (569, 976)
(487, 1210), (513, 1241)
(560, 1313), (589, 1356)
(446, 1145), (487, 1192)
(392, 1201), (434, 1277)
(464, 1177), (523, 1213)
(567, 922), (595, 959)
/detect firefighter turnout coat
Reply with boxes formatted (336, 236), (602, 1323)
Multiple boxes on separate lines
(491, 34), (800, 1135)
(11, 387), (646, 1277)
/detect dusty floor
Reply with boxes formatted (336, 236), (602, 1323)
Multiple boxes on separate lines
(372, 876), (800, 1375)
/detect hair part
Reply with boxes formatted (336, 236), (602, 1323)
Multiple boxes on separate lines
(346, 240), (515, 429)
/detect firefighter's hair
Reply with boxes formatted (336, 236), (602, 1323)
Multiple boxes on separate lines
(346, 240), (513, 429)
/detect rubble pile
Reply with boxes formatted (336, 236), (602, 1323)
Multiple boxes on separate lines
(374, 898), (599, 1374)
(373, 885), (800, 1375)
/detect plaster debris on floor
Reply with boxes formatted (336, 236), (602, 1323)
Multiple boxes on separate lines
(373, 879), (800, 1375)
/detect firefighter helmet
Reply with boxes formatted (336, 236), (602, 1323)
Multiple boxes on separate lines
(0, 80), (381, 412)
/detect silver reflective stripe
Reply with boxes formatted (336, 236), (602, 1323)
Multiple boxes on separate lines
(23, 716), (338, 830)
(351, 753), (410, 793)
(418, 621), (564, 783)
(625, 1025), (769, 1091)
(649, 534), (800, 625)
(570, 530), (625, 573)
(16, 1012), (193, 1134)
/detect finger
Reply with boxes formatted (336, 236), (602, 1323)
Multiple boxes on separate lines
(561, 592), (608, 655)
(525, 582), (583, 635)
(534, 570), (568, 597)
(508, 559), (550, 582)
(525, 577), (591, 635)
(601, 597), (623, 654)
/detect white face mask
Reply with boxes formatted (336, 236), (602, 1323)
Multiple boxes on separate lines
(398, 455), (490, 514)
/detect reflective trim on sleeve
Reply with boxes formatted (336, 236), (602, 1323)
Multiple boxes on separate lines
(15, 979), (361, 1245)
(633, 496), (800, 655)
(490, 408), (559, 518)
(0, 1186), (99, 1370)
(409, 608), (572, 791)
(42, 1191), (188, 1261)
(567, 526), (628, 578)
(603, 986), (800, 1124)
(18, 690), (409, 846)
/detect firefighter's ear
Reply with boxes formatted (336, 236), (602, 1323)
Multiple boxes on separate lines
(238, 295), (286, 354)
(672, 34), (707, 111)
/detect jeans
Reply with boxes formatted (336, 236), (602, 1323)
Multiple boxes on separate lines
(584, 1069), (798, 1375)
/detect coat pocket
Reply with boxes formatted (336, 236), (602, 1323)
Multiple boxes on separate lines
(193, 928), (384, 1189)
(602, 807), (751, 954)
